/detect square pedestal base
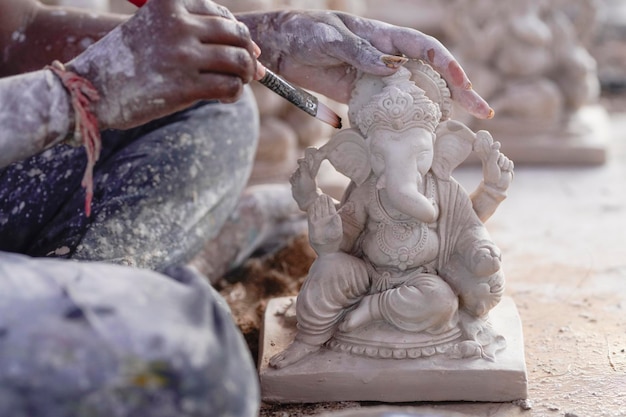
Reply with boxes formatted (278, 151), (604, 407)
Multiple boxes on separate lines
(259, 296), (528, 403)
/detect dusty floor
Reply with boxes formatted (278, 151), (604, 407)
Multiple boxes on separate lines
(218, 106), (626, 417)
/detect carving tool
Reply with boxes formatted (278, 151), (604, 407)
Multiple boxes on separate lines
(127, 0), (342, 128)
(258, 68), (342, 128)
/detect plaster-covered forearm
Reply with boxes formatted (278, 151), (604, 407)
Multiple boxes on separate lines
(0, 1), (126, 77)
(0, 70), (71, 168)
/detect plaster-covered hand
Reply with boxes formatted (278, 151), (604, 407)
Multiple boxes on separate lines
(474, 131), (514, 192)
(241, 10), (493, 119)
(67, 0), (261, 130)
(307, 194), (343, 255)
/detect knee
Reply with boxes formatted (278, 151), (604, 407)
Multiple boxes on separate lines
(404, 275), (459, 318)
(181, 86), (259, 176)
(205, 85), (259, 150)
(309, 252), (368, 281)
(0, 255), (260, 416)
(434, 279), (459, 317)
(300, 252), (369, 298)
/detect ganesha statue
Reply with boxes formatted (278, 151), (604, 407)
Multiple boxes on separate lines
(260, 62), (527, 403)
(267, 62), (514, 373)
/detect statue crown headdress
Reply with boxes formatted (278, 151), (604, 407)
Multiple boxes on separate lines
(355, 68), (441, 136)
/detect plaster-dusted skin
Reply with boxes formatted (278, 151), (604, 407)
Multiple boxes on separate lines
(0, 70), (71, 168)
(270, 63), (513, 369)
(238, 10), (494, 120)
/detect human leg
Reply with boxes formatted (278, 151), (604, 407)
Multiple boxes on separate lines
(0, 252), (259, 417)
(0, 87), (259, 271)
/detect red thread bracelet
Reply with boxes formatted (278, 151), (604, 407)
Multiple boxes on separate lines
(46, 60), (101, 218)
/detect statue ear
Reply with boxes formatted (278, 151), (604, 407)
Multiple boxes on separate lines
(432, 120), (476, 179)
(320, 128), (371, 186)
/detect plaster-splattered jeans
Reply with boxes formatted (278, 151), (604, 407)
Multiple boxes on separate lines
(0, 253), (260, 417)
(0, 90), (260, 416)
(0, 87), (259, 271)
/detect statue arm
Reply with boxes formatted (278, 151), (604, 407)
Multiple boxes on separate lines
(305, 190), (367, 256)
(438, 192), (504, 319)
(455, 221), (502, 278)
(307, 194), (343, 256)
(470, 182), (508, 223)
(337, 196), (367, 254)
(290, 152), (324, 212)
(470, 131), (514, 222)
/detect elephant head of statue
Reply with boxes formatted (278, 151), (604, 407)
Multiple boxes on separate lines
(300, 63), (479, 220)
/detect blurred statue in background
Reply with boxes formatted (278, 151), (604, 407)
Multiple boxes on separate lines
(442, 0), (606, 164)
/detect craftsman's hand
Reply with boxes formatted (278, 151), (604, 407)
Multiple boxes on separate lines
(242, 10), (493, 119)
(66, 0), (261, 130)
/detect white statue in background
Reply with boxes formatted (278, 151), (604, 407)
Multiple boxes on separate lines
(442, 0), (600, 134)
(269, 63), (514, 369)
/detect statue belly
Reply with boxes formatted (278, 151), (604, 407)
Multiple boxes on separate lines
(361, 220), (439, 272)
